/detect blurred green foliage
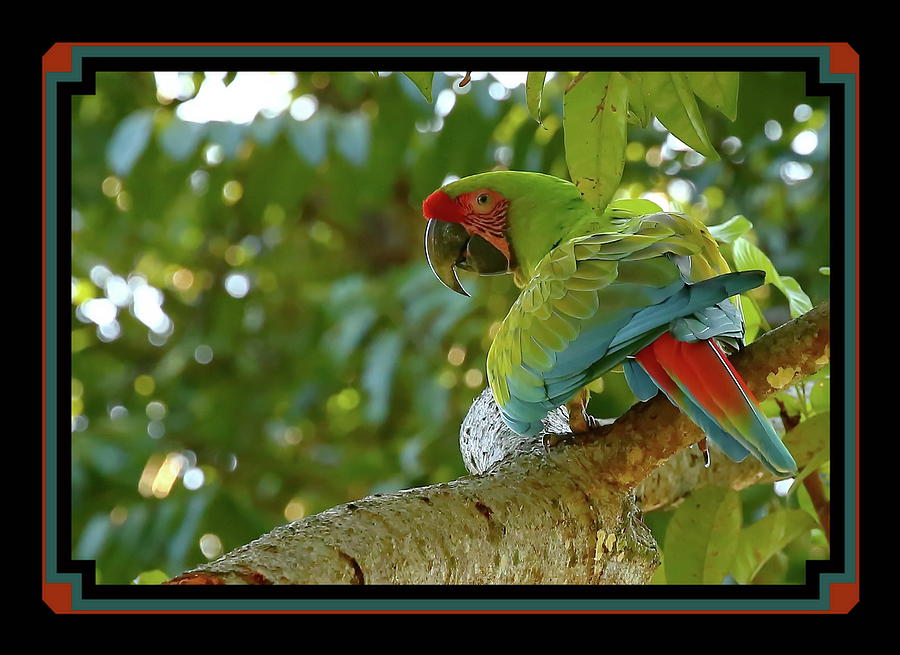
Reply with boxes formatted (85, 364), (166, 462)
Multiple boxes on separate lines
(70, 70), (830, 584)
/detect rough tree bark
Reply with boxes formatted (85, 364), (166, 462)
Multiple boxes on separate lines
(167, 302), (830, 586)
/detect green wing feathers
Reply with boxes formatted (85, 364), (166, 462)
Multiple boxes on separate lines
(487, 211), (751, 436)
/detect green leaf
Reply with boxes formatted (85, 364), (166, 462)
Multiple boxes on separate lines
(778, 275), (814, 317)
(334, 111), (371, 166)
(526, 72), (547, 124)
(731, 510), (817, 584)
(207, 121), (246, 159)
(132, 569), (170, 585)
(159, 116), (207, 161)
(732, 237), (813, 318)
(789, 450), (830, 499)
(664, 486), (742, 584)
(739, 293), (762, 344)
(564, 71), (628, 216)
(603, 198), (664, 220)
(401, 72), (434, 103)
(638, 72), (719, 160)
(107, 109), (155, 176)
(361, 330), (403, 425)
(287, 112), (329, 165)
(708, 215), (752, 243)
(325, 305), (378, 364)
(732, 236), (780, 285)
(623, 72), (652, 127)
(809, 366), (830, 413)
(781, 410), (829, 475)
(686, 72), (739, 121)
(819, 266), (830, 276)
(784, 412), (830, 494)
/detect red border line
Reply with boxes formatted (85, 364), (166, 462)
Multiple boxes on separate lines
(44, 41), (859, 614)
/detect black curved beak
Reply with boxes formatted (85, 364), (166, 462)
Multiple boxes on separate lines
(424, 219), (509, 296)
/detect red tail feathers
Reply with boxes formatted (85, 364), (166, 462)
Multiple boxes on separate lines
(635, 332), (797, 475)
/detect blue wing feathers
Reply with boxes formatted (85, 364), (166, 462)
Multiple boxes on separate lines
(623, 359), (659, 402)
(499, 270), (766, 437)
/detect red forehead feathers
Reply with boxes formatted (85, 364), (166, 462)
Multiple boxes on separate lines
(422, 189), (465, 223)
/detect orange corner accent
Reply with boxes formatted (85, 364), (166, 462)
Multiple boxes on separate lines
(42, 44), (73, 74)
(43, 582), (73, 613)
(829, 44), (860, 75)
(830, 582), (860, 613)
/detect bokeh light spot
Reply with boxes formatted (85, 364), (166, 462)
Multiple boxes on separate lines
(667, 179), (694, 205)
(147, 420), (166, 439)
(134, 374), (155, 396)
(172, 268), (194, 290)
(335, 388), (361, 412)
(194, 344), (214, 364)
(224, 245), (247, 266)
(438, 370), (457, 389)
(199, 533), (223, 559)
(109, 405), (128, 420)
(150, 452), (186, 497)
(224, 272), (251, 298)
(115, 191), (132, 212)
(283, 426), (303, 445)
(464, 369), (484, 388)
(703, 186), (724, 211)
(447, 345), (466, 367)
(434, 88), (457, 117)
(791, 130), (818, 156)
(146, 401), (167, 420)
(204, 144), (224, 166)
(189, 170), (209, 195)
(764, 120), (783, 141)
(780, 161), (814, 184)
(793, 103), (813, 122)
(102, 176), (122, 198)
(183, 467), (205, 490)
(109, 505), (128, 525)
(721, 136), (742, 155)
(222, 180), (244, 205)
(80, 297), (117, 326)
(488, 82), (511, 100)
(624, 141), (645, 162)
(644, 146), (663, 168)
(284, 497), (307, 522)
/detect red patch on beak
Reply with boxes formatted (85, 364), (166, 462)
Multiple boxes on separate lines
(422, 189), (464, 224)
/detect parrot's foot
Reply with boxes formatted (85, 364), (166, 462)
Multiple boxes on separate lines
(568, 411), (604, 435)
(541, 415), (603, 455)
(541, 415), (602, 454)
(564, 389), (601, 436)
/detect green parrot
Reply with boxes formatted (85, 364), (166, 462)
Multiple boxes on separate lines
(422, 170), (797, 476)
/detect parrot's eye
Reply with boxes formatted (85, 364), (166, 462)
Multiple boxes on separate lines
(476, 194), (490, 205)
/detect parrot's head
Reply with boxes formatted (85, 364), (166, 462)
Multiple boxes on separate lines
(422, 171), (589, 295)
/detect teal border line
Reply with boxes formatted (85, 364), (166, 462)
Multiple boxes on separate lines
(48, 44), (856, 612)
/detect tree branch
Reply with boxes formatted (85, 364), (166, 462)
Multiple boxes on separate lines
(166, 302), (829, 585)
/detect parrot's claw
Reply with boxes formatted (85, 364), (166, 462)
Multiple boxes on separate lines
(698, 436), (711, 468)
(540, 432), (570, 454)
